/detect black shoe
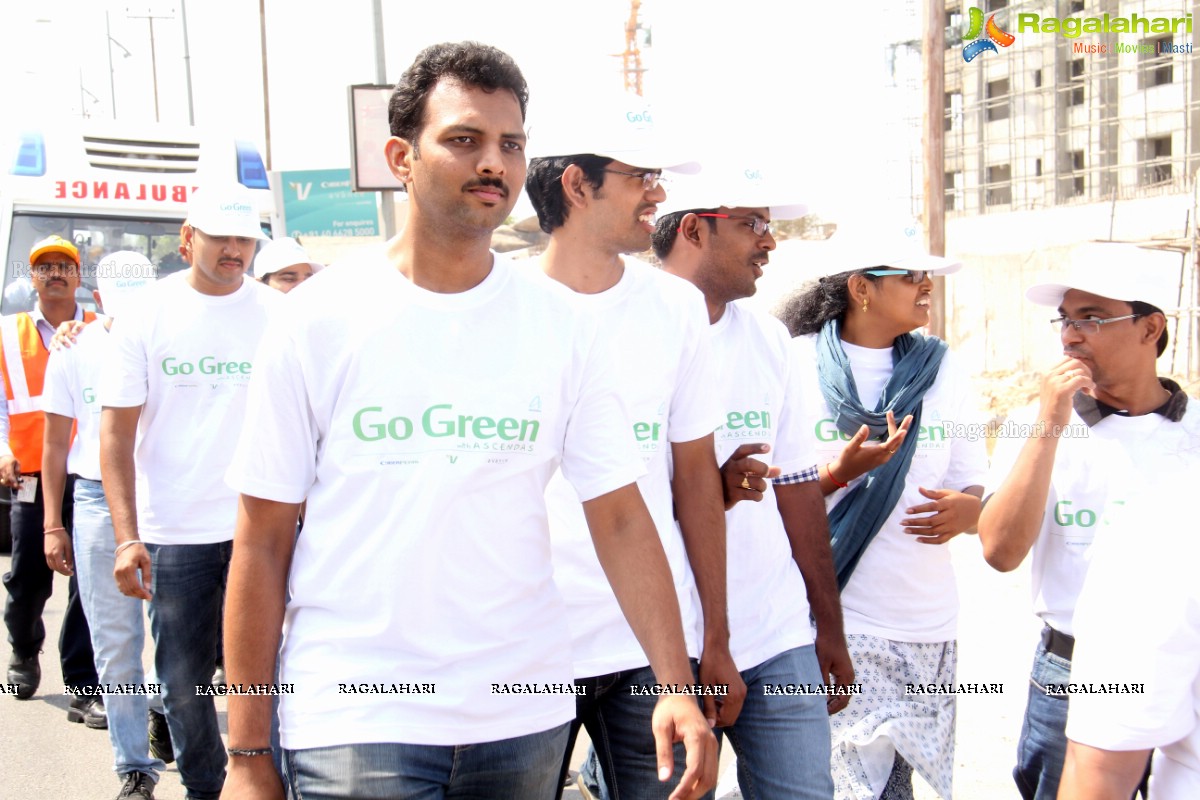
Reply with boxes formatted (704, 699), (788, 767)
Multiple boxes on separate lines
(6, 652), (40, 699)
(68, 695), (108, 729)
(115, 771), (156, 800)
(147, 708), (175, 764)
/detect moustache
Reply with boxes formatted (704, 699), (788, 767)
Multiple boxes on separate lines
(463, 177), (508, 197)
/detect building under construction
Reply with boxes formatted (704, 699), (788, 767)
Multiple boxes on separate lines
(887, 0), (1200, 381)
(943, 0), (1198, 215)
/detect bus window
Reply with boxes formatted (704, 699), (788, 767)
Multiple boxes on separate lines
(3, 212), (183, 314)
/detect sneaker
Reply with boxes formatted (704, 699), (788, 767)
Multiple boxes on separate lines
(68, 695), (108, 729)
(212, 663), (226, 688)
(147, 708), (174, 764)
(115, 771), (156, 800)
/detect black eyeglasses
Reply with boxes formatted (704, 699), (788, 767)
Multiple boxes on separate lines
(694, 213), (772, 237)
(1050, 314), (1142, 335)
(603, 169), (663, 191)
(864, 268), (930, 284)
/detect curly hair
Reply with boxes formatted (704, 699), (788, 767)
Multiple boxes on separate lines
(388, 42), (528, 145)
(776, 271), (873, 336)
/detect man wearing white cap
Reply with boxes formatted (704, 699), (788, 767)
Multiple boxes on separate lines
(220, 43), (715, 800)
(43, 252), (162, 800)
(652, 165), (853, 799)
(978, 243), (1200, 800)
(250, 237), (322, 293)
(524, 105), (738, 798)
(99, 183), (275, 800)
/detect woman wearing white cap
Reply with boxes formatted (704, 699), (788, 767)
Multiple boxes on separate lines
(776, 225), (987, 800)
(250, 237), (322, 293)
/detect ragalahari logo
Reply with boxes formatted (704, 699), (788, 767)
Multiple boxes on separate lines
(962, 7), (1016, 62)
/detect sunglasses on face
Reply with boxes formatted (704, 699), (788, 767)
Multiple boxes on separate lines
(863, 268), (930, 284)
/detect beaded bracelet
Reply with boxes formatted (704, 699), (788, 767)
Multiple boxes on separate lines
(227, 747), (274, 758)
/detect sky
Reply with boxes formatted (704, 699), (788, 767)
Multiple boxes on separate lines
(0, 0), (921, 220)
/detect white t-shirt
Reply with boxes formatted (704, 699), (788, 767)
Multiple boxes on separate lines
(100, 273), (279, 544)
(795, 336), (988, 643)
(43, 321), (110, 481)
(537, 259), (718, 678)
(1066, 470), (1200, 799)
(225, 251), (645, 749)
(987, 397), (1200, 636)
(711, 303), (819, 671)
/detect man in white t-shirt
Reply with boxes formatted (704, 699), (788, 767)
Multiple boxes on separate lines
(1058, 470), (1200, 800)
(978, 244), (1200, 800)
(43, 253), (162, 800)
(523, 103), (740, 798)
(99, 183), (274, 800)
(220, 42), (716, 800)
(652, 164), (852, 799)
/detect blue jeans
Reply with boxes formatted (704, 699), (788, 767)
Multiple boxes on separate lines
(718, 645), (833, 800)
(146, 540), (231, 800)
(565, 662), (701, 800)
(283, 723), (570, 799)
(73, 479), (165, 781)
(1014, 634), (1070, 800)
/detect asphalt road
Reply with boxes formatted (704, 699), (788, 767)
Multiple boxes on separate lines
(0, 536), (1038, 799)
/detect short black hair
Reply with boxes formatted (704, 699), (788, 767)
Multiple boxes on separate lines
(650, 209), (718, 260)
(1130, 300), (1169, 357)
(388, 41), (528, 146)
(525, 155), (612, 234)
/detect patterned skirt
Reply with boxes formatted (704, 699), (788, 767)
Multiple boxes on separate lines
(829, 635), (957, 800)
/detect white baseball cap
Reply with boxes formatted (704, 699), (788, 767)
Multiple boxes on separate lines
(186, 184), (269, 240)
(250, 237), (323, 279)
(1026, 243), (1180, 311)
(94, 251), (156, 318)
(528, 93), (699, 173)
(804, 219), (962, 278)
(659, 162), (809, 221)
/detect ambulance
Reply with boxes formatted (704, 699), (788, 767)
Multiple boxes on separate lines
(0, 124), (271, 550)
(0, 123), (272, 314)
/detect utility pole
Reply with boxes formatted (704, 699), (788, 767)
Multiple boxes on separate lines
(126, 7), (175, 123)
(181, 0), (195, 124)
(373, 0), (396, 238)
(922, 0), (947, 338)
(259, 0), (271, 169)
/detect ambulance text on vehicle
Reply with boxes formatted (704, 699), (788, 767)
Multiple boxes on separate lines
(1, 123), (272, 313)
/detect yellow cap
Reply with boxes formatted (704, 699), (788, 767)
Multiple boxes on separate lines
(29, 235), (81, 267)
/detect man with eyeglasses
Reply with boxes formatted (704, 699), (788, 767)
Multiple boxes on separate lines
(651, 164), (852, 799)
(978, 244), (1200, 800)
(524, 103), (732, 799)
(2, 234), (101, 720)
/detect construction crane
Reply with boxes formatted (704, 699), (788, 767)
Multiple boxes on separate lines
(618, 0), (647, 95)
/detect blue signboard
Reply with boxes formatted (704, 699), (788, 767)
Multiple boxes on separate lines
(278, 168), (379, 237)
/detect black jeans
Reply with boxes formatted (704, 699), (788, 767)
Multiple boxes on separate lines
(2, 475), (98, 689)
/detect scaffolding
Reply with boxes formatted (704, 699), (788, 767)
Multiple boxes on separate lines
(887, 0), (1200, 215)
(884, 0), (1200, 380)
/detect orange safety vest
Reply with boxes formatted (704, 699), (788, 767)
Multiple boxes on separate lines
(0, 309), (97, 472)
